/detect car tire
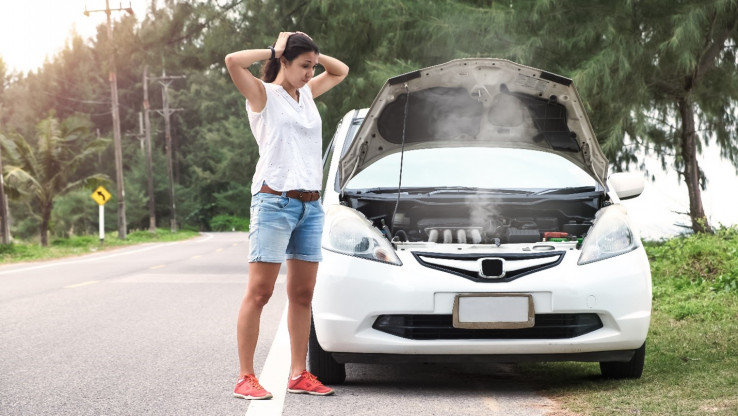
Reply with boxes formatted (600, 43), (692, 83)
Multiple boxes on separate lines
(599, 342), (646, 379)
(308, 318), (346, 384)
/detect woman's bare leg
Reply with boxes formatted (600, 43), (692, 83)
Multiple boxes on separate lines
(237, 261), (282, 377)
(285, 259), (319, 378)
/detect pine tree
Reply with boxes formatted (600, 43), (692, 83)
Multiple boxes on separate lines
(500, 0), (738, 233)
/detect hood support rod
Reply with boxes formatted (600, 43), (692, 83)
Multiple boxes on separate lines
(390, 83), (411, 238)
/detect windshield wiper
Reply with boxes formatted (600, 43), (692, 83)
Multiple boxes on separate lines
(427, 187), (534, 195)
(350, 186), (538, 195)
(532, 186), (597, 195)
(349, 188), (399, 194)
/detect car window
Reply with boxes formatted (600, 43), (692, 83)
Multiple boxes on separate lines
(345, 147), (597, 190)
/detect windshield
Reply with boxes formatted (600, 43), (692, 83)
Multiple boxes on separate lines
(345, 147), (598, 191)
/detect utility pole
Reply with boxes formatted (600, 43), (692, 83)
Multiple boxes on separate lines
(142, 66), (156, 232)
(84, 1), (133, 240)
(152, 69), (185, 233)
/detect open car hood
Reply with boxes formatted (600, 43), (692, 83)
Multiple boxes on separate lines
(338, 58), (608, 191)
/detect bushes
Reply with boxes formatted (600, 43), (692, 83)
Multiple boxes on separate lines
(646, 226), (738, 324)
(50, 235), (98, 247)
(646, 226), (738, 292)
(210, 215), (250, 231)
(0, 242), (46, 262)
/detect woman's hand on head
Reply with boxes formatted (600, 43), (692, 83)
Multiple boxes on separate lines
(274, 32), (293, 58)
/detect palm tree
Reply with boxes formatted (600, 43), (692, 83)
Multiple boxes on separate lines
(0, 115), (110, 246)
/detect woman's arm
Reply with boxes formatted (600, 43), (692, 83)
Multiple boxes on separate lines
(224, 32), (291, 112)
(309, 53), (350, 99)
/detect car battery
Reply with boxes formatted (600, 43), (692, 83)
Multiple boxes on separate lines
(563, 223), (591, 237)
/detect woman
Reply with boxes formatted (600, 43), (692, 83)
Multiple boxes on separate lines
(225, 32), (349, 400)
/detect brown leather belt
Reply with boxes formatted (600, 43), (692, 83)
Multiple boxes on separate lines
(260, 184), (320, 202)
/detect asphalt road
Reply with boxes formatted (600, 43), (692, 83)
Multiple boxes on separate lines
(0, 232), (559, 416)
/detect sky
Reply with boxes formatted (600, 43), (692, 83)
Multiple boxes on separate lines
(1, 1), (148, 74)
(2, 1), (738, 240)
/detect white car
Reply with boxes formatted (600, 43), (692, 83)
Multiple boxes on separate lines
(310, 58), (652, 383)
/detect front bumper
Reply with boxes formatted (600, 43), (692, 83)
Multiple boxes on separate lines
(313, 245), (651, 358)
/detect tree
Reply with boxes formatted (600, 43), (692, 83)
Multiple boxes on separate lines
(0, 58), (11, 243)
(0, 132), (11, 244)
(2, 0), (736, 236)
(0, 57), (7, 97)
(0, 115), (110, 245)
(499, 0), (738, 233)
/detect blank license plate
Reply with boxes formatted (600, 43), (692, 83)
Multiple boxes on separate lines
(453, 294), (535, 329)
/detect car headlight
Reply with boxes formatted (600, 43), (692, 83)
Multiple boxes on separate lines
(578, 204), (639, 265)
(322, 205), (402, 266)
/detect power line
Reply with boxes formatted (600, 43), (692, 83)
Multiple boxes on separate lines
(40, 90), (110, 105)
(72, 110), (114, 117)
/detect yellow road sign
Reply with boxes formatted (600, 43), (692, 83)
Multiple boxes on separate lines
(91, 186), (112, 205)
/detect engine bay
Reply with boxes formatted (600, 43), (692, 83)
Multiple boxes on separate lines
(341, 192), (602, 245)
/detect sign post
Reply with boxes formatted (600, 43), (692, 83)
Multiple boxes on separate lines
(91, 186), (112, 243)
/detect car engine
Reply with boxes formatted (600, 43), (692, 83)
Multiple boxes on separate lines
(343, 195), (598, 245)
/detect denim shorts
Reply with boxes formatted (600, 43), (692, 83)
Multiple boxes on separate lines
(248, 192), (324, 263)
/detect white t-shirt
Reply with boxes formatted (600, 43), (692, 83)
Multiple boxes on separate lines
(246, 81), (322, 195)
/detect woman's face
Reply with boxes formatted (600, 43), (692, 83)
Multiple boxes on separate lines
(282, 51), (319, 89)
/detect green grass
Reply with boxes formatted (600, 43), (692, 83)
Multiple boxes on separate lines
(0, 228), (200, 264)
(520, 227), (738, 415)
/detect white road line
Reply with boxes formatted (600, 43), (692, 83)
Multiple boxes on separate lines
(246, 304), (291, 416)
(63, 280), (100, 289)
(0, 233), (215, 277)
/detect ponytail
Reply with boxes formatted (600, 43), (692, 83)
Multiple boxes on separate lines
(262, 59), (281, 83)
(261, 33), (320, 83)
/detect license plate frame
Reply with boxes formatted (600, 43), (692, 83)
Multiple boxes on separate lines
(452, 293), (535, 329)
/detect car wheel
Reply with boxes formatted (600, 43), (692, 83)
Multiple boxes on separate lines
(599, 342), (646, 379)
(308, 318), (346, 384)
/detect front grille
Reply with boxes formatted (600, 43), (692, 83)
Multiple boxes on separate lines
(413, 251), (564, 283)
(373, 314), (602, 340)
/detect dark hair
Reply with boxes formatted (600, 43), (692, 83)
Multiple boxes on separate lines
(261, 33), (320, 83)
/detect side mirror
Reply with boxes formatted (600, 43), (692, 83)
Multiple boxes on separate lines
(608, 172), (645, 200)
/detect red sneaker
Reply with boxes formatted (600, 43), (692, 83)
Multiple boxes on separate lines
(287, 370), (335, 396)
(234, 374), (273, 400)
